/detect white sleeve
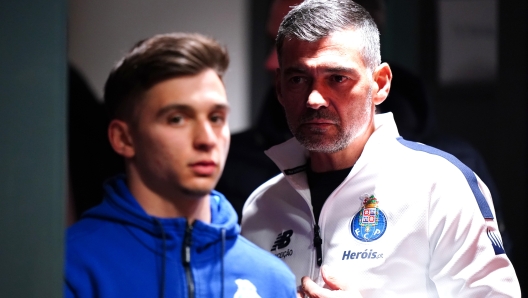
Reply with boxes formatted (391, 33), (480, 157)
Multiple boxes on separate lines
(427, 171), (520, 297)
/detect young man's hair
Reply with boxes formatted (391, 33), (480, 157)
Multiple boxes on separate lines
(276, 0), (381, 72)
(104, 32), (229, 121)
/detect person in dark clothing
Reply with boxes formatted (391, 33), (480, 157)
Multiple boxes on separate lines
(68, 64), (124, 224)
(216, 87), (292, 217)
(216, 0), (299, 219)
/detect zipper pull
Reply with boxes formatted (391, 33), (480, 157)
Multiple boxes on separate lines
(183, 222), (193, 265)
(182, 221), (195, 298)
(314, 224), (323, 266)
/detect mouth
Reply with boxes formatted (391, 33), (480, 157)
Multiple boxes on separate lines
(300, 109), (339, 125)
(189, 161), (217, 176)
(298, 109), (339, 132)
(303, 119), (335, 125)
(298, 119), (337, 135)
(300, 118), (336, 129)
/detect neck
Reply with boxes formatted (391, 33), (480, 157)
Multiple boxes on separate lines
(309, 121), (375, 173)
(125, 167), (212, 223)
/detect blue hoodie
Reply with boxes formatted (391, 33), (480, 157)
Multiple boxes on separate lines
(65, 176), (296, 298)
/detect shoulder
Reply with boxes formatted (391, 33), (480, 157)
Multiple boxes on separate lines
(391, 137), (477, 178)
(244, 173), (286, 205)
(232, 235), (296, 286)
(392, 138), (494, 219)
(380, 137), (491, 207)
(242, 172), (300, 224)
(65, 219), (112, 295)
(66, 217), (121, 261)
(67, 217), (106, 243)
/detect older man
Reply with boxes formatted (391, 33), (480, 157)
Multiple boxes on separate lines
(241, 1), (520, 297)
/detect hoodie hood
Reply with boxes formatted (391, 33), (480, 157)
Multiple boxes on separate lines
(81, 175), (240, 257)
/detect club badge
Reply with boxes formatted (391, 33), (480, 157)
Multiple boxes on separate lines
(350, 194), (387, 242)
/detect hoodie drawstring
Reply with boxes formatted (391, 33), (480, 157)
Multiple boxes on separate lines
(221, 228), (225, 298)
(154, 219), (167, 298)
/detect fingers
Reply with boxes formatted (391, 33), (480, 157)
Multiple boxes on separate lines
(301, 276), (317, 292)
(301, 276), (323, 298)
(320, 265), (347, 291)
(301, 268), (363, 298)
(296, 289), (304, 298)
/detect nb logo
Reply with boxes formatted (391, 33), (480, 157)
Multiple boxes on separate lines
(271, 230), (293, 251)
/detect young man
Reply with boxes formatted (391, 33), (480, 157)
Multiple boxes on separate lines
(65, 33), (296, 298)
(240, 1), (521, 297)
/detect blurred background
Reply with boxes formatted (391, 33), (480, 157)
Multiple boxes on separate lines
(0, 0), (526, 296)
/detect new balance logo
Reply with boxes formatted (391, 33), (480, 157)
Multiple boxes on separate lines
(271, 230), (293, 251)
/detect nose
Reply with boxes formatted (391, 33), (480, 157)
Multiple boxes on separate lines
(306, 89), (329, 110)
(193, 121), (217, 151)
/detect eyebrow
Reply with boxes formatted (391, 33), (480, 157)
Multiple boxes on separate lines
(156, 104), (192, 118)
(283, 66), (307, 76)
(323, 66), (360, 76)
(156, 103), (229, 118)
(283, 65), (360, 77)
(210, 104), (230, 113)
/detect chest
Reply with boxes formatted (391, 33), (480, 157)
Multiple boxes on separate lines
(257, 177), (435, 287)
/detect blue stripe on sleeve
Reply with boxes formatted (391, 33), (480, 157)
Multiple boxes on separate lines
(397, 137), (494, 219)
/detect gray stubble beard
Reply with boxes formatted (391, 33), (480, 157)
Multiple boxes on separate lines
(290, 84), (373, 154)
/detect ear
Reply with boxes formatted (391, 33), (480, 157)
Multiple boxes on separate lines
(371, 62), (392, 105)
(274, 68), (285, 106)
(108, 119), (135, 158)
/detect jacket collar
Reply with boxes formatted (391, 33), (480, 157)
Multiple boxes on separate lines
(263, 113), (400, 200)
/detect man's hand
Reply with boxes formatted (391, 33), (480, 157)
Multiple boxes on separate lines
(297, 265), (362, 298)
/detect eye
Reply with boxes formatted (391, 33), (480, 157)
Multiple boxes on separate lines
(330, 75), (348, 83)
(289, 76), (306, 84)
(210, 113), (226, 125)
(168, 114), (185, 125)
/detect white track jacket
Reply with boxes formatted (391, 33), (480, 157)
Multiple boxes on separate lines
(241, 113), (520, 297)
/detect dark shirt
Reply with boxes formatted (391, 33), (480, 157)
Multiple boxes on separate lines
(307, 164), (353, 224)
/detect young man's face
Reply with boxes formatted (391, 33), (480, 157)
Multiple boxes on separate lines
(276, 29), (382, 153)
(129, 69), (230, 197)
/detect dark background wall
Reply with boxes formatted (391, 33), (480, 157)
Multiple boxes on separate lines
(249, 0), (275, 123)
(0, 0), (66, 297)
(249, 0), (527, 292)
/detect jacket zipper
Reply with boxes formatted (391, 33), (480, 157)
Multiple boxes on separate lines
(182, 221), (195, 298)
(314, 224), (323, 266)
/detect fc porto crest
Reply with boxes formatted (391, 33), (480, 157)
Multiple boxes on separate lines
(350, 194), (387, 242)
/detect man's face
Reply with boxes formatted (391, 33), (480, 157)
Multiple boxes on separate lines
(130, 69), (230, 197)
(277, 29), (376, 153)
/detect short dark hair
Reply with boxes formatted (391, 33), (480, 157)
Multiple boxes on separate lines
(104, 32), (229, 121)
(276, 0), (380, 71)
